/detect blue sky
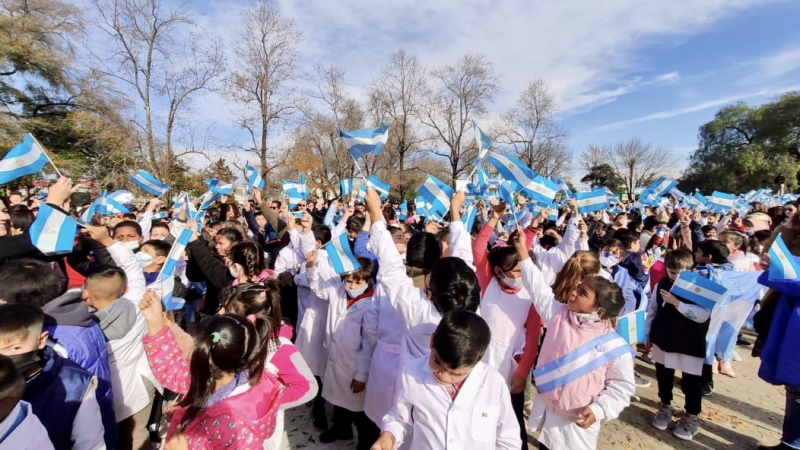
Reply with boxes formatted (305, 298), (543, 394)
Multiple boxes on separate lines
(80, 0), (800, 183)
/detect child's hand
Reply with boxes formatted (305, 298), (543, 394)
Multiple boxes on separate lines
(759, 253), (771, 270)
(84, 224), (114, 247)
(305, 249), (318, 268)
(574, 407), (596, 428)
(645, 338), (652, 353)
(186, 220), (199, 242)
(139, 290), (165, 335)
(350, 379), (366, 393)
(659, 289), (680, 307)
(513, 226), (529, 259)
(509, 374), (525, 394)
(370, 432), (395, 450)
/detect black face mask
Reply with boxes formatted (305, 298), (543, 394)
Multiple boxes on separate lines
(8, 350), (43, 378)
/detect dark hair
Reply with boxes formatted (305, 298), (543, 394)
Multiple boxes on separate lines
(539, 234), (558, 249)
(643, 216), (659, 232)
(0, 259), (62, 306)
(602, 238), (624, 253)
(754, 229), (773, 243)
(431, 309), (491, 369)
(219, 282), (282, 341)
(179, 314), (272, 419)
(616, 229), (639, 250)
(0, 355), (26, 419)
(0, 304), (44, 339)
(720, 230), (747, 252)
(216, 227), (243, 244)
(346, 257), (374, 283)
(114, 220), (142, 237)
(8, 205), (34, 233)
(487, 246), (519, 274)
(312, 224), (331, 245)
(271, 200), (282, 208)
(428, 257), (480, 313)
(141, 239), (172, 257)
(587, 276), (625, 319)
(346, 216), (365, 234)
(698, 240), (730, 264)
(150, 221), (170, 235)
(85, 267), (128, 301)
(230, 241), (265, 279)
(700, 225), (716, 237)
(406, 232), (441, 271)
(664, 248), (694, 271)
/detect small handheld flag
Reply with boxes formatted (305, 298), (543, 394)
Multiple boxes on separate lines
(159, 228), (192, 310)
(245, 166), (265, 191)
(472, 121), (492, 162)
(367, 174), (391, 201)
(130, 170), (169, 197)
(616, 309), (646, 345)
(0, 134), (50, 184)
(767, 233), (800, 280)
(323, 233), (361, 275)
(338, 122), (389, 160)
(418, 175), (454, 219)
(29, 204), (77, 255)
(670, 271), (728, 309)
(575, 188), (609, 214)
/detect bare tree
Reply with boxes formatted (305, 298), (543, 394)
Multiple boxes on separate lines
(88, 0), (225, 183)
(606, 138), (676, 201)
(421, 53), (499, 187)
(226, 0), (300, 180)
(367, 49), (428, 199)
(579, 144), (611, 174)
(498, 79), (571, 177)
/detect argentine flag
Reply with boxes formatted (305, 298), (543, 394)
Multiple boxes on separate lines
(418, 175), (454, 219)
(768, 233), (800, 280)
(484, 151), (539, 199)
(196, 190), (220, 213)
(283, 177), (308, 209)
(338, 122), (389, 160)
(616, 309), (646, 345)
(29, 204), (77, 255)
(472, 121), (492, 162)
(323, 233), (362, 275)
(529, 175), (558, 205)
(367, 174), (391, 201)
(0, 134), (49, 184)
(461, 203), (478, 232)
(647, 177), (678, 198)
(245, 166), (265, 191)
(575, 188), (609, 214)
(708, 191), (736, 211)
(109, 190), (135, 205)
(670, 271), (728, 309)
(159, 228), (192, 310)
(398, 200), (408, 221)
(498, 181), (517, 212)
(211, 181), (233, 195)
(105, 197), (130, 215)
(130, 170), (169, 197)
(340, 178), (353, 197)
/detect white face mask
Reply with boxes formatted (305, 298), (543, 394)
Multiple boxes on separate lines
(229, 264), (239, 278)
(502, 274), (523, 289)
(135, 252), (153, 268)
(345, 284), (369, 298)
(571, 310), (602, 323)
(123, 240), (140, 252)
(599, 251), (619, 268)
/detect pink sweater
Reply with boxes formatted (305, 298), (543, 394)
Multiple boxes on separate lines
(536, 308), (616, 413)
(143, 327), (283, 449)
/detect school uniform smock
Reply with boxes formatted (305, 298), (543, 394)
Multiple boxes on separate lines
(532, 217), (582, 285)
(0, 401), (55, 450)
(521, 258), (635, 450)
(381, 357), (521, 450)
(307, 264), (372, 412)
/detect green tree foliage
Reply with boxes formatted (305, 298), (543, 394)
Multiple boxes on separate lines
(682, 92), (800, 193)
(581, 163), (624, 190)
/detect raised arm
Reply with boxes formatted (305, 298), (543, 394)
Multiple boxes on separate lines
(514, 228), (562, 326)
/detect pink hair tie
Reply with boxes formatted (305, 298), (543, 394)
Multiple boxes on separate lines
(246, 314), (256, 324)
(492, 240), (509, 249)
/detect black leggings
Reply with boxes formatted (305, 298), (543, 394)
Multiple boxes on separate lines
(655, 362), (703, 415)
(331, 406), (380, 450)
(510, 391), (528, 449)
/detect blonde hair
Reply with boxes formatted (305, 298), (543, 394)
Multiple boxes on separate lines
(551, 251), (601, 303)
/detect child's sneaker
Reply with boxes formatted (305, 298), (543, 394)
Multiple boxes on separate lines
(673, 415), (700, 440)
(651, 403), (673, 431)
(634, 371), (651, 388)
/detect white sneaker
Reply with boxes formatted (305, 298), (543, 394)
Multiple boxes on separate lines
(732, 350), (742, 362)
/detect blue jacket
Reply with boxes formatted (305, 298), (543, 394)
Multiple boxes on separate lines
(43, 290), (116, 447)
(24, 346), (95, 450)
(758, 267), (800, 387)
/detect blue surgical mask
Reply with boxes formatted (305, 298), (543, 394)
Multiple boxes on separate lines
(135, 251), (153, 268)
(345, 284), (369, 298)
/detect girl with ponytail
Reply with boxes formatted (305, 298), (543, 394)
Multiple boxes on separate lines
(138, 289), (283, 449)
(551, 251), (603, 304)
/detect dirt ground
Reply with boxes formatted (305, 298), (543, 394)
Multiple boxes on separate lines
(279, 338), (786, 449)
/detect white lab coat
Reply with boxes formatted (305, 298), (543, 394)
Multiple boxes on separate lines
(478, 279), (532, 382)
(0, 401), (55, 450)
(532, 217), (581, 285)
(308, 265), (371, 411)
(520, 258), (635, 450)
(381, 357), (521, 450)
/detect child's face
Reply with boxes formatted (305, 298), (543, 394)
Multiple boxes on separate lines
(391, 229), (407, 254)
(718, 235), (737, 254)
(629, 240), (641, 253)
(140, 245), (165, 269)
(602, 246), (623, 259)
(428, 347), (473, 385)
(344, 276), (368, 291)
(215, 236), (235, 256)
(566, 278), (601, 315)
(0, 327), (47, 357)
(150, 227), (169, 241)
(694, 249), (712, 264)
(255, 215), (267, 228)
(114, 225), (142, 243)
(666, 267), (683, 282)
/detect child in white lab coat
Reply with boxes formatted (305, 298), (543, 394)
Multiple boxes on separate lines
(514, 230), (636, 450)
(307, 252), (380, 450)
(372, 309), (522, 450)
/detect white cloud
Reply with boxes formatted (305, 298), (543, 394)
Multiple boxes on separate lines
(655, 71), (681, 83)
(754, 47), (800, 78)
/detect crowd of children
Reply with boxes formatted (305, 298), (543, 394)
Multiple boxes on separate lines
(0, 176), (796, 450)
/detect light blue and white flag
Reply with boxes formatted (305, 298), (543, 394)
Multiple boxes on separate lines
(552, 177), (573, 198)
(398, 200), (408, 221)
(768, 233), (800, 280)
(461, 203), (478, 232)
(484, 152), (538, 198)
(529, 175), (558, 205)
(0, 134), (49, 184)
(159, 228), (192, 310)
(498, 180), (517, 212)
(415, 196), (429, 215)
(105, 197), (130, 215)
(340, 178), (354, 197)
(367, 174), (390, 201)
(472, 121), (492, 163)
(616, 309), (646, 345)
(647, 177), (678, 198)
(323, 233), (362, 275)
(109, 190), (135, 205)
(338, 122), (389, 160)
(245, 166), (265, 191)
(708, 191), (736, 211)
(130, 170), (169, 197)
(356, 182), (368, 203)
(670, 271), (728, 309)
(29, 204), (76, 255)
(283, 176), (308, 209)
(418, 175), (454, 219)
(212, 181), (233, 195)
(575, 188), (609, 214)
(196, 190), (220, 212)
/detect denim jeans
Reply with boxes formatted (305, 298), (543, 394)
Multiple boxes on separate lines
(784, 384), (800, 449)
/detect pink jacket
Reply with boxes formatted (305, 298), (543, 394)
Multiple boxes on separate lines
(536, 307), (617, 413)
(143, 327), (283, 449)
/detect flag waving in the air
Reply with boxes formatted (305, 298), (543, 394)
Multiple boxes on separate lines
(338, 122), (389, 160)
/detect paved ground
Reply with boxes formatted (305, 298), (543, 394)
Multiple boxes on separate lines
(280, 339), (786, 449)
